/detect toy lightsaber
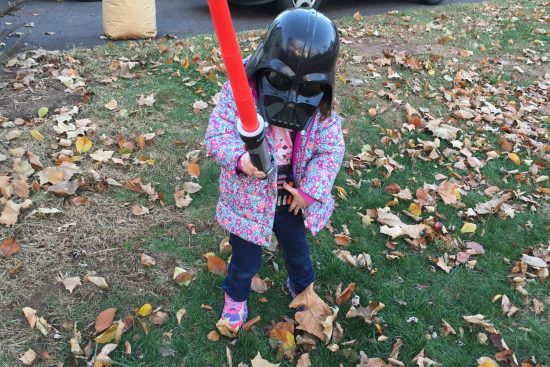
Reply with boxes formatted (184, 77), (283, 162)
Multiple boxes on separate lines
(207, 0), (273, 179)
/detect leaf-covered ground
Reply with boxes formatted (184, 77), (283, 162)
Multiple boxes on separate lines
(0, 0), (549, 366)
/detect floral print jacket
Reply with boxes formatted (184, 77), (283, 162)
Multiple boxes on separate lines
(204, 81), (345, 247)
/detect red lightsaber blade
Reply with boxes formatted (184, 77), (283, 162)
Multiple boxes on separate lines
(207, 0), (273, 178)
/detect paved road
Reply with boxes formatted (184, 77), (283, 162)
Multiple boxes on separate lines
(2, 0), (480, 51)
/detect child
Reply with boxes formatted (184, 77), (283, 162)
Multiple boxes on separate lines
(204, 8), (345, 330)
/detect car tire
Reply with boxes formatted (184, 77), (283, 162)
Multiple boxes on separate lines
(421, 0), (444, 4)
(276, 0), (322, 12)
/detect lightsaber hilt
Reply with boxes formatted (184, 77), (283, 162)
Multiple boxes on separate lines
(237, 114), (274, 180)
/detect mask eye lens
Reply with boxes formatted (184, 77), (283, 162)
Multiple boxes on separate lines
(298, 82), (322, 97)
(266, 71), (291, 91)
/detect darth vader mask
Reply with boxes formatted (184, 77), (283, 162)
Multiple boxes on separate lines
(245, 9), (339, 131)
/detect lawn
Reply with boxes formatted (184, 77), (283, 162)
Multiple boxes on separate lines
(0, 0), (548, 366)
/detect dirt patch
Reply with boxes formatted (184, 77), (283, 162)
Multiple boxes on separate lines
(342, 37), (468, 59)
(0, 63), (82, 121)
(0, 192), (192, 363)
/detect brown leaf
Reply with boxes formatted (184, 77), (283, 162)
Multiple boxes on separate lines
(131, 205), (149, 216)
(533, 298), (544, 315)
(296, 353), (311, 367)
(335, 283), (356, 305)
(187, 162), (201, 177)
(95, 308), (117, 333)
(63, 277), (82, 293)
(219, 236), (232, 254)
(140, 253), (156, 266)
(345, 301), (385, 324)
(48, 180), (79, 196)
(441, 319), (456, 336)
(268, 321), (296, 359)
(0, 237), (20, 257)
(70, 196), (88, 206)
(174, 189), (192, 208)
(152, 311), (169, 325)
(501, 295), (519, 317)
(173, 267), (194, 286)
(0, 199), (32, 226)
(207, 330), (220, 341)
(251, 274), (269, 293)
(242, 315), (261, 331)
(334, 233), (351, 246)
(437, 181), (460, 204)
(384, 182), (401, 194)
(289, 284), (332, 342)
(22, 307), (37, 328)
(250, 352), (280, 367)
(19, 349), (36, 365)
(205, 254), (227, 275)
(176, 309), (186, 324)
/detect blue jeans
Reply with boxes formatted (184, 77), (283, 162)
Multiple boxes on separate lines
(222, 210), (316, 302)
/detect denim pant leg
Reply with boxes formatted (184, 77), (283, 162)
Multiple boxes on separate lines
(273, 210), (316, 294)
(222, 233), (263, 302)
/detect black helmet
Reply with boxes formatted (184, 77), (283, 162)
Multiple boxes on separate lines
(245, 9), (339, 131)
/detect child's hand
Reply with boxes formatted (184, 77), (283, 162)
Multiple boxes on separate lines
(240, 152), (267, 179)
(283, 182), (308, 215)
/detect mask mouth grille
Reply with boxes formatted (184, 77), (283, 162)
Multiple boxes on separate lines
(260, 76), (323, 131)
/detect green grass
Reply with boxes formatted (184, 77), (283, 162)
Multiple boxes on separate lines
(15, 0), (549, 366)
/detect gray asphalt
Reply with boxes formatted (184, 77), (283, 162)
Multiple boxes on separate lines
(2, 0), (480, 51)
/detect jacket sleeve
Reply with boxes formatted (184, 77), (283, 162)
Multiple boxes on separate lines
(299, 114), (345, 203)
(204, 82), (246, 173)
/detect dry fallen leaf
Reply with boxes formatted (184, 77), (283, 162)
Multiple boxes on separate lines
(131, 205), (149, 216)
(90, 149), (114, 162)
(152, 311), (169, 325)
(205, 253), (227, 275)
(251, 274), (269, 293)
(289, 284), (332, 342)
(140, 253), (156, 266)
(219, 236), (232, 254)
(345, 301), (385, 324)
(187, 162), (201, 177)
(533, 298), (544, 315)
(0, 199), (32, 226)
(19, 349), (36, 365)
(138, 94), (156, 107)
(85, 275), (109, 289)
(437, 181), (461, 204)
(76, 136), (93, 153)
(501, 295), (519, 317)
(441, 319), (456, 336)
(95, 308), (117, 333)
(477, 357), (498, 367)
(0, 237), (21, 257)
(507, 152), (521, 165)
(176, 308), (186, 324)
(335, 283), (356, 305)
(63, 276), (82, 294)
(22, 307), (37, 328)
(95, 324), (117, 344)
(334, 233), (351, 246)
(268, 321), (296, 359)
(207, 330), (220, 341)
(242, 315), (261, 331)
(250, 352), (281, 367)
(36, 316), (52, 336)
(173, 267), (194, 286)
(104, 99), (118, 110)
(461, 222), (477, 234)
(215, 318), (238, 338)
(138, 304), (152, 317)
(174, 189), (192, 208)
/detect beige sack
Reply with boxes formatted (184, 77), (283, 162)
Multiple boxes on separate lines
(103, 0), (157, 40)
